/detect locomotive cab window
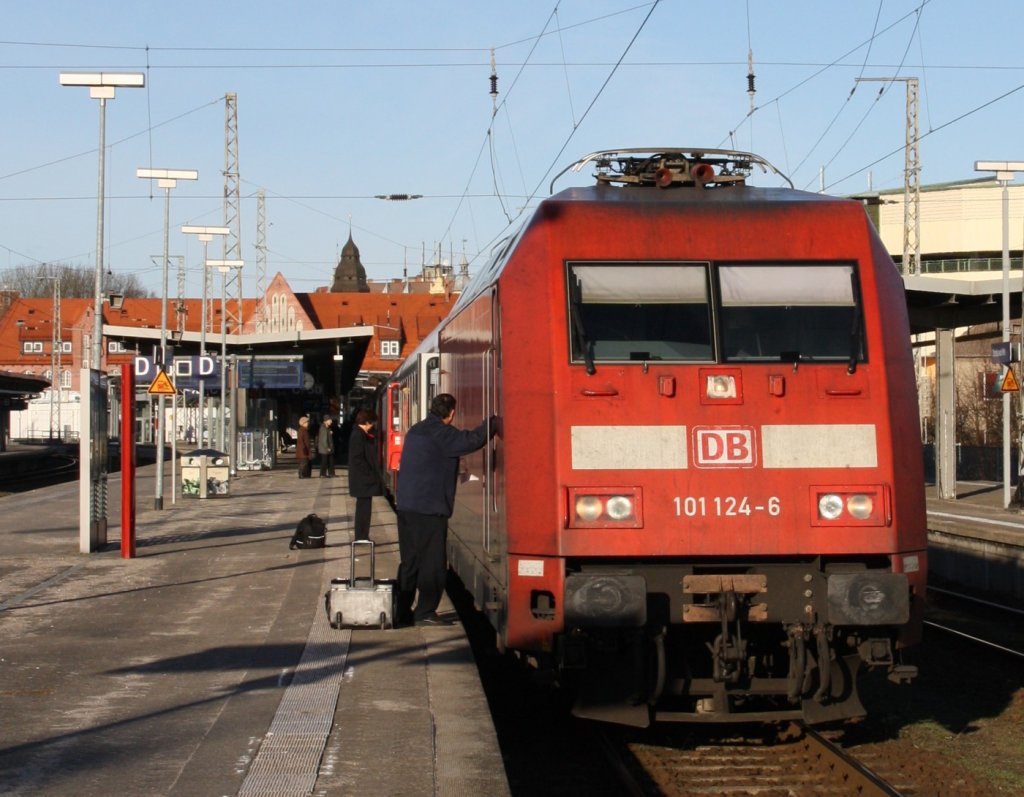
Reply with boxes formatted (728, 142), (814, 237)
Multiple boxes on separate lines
(718, 264), (864, 364)
(567, 261), (712, 368)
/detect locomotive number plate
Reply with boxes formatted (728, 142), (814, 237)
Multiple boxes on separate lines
(673, 495), (781, 517)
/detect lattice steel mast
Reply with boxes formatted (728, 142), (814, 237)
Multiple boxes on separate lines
(222, 93), (242, 332)
(254, 188), (267, 332)
(856, 77), (920, 274)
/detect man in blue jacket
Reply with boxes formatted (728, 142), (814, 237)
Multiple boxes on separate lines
(395, 393), (495, 626)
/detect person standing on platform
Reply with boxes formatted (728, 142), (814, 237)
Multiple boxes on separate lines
(395, 393), (496, 627)
(347, 408), (383, 541)
(318, 416), (336, 477)
(296, 416), (312, 479)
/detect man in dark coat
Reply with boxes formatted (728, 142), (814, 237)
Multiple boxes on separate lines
(318, 416), (336, 477)
(347, 408), (383, 541)
(295, 416), (312, 478)
(395, 393), (496, 626)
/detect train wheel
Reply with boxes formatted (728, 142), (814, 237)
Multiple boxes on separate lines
(647, 628), (667, 705)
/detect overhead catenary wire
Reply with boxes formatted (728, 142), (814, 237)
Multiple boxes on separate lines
(437, 2), (560, 253)
(6, 2), (1024, 292)
(798, 3), (925, 192)
(718, 1), (933, 156)
(523, 1), (660, 207)
(824, 80), (1024, 191)
(789, 0), (886, 182)
(457, 0), (661, 268)
(0, 4), (653, 55)
(555, 7), (578, 127)
(0, 96), (224, 183)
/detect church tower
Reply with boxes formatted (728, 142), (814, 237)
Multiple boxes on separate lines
(331, 232), (369, 293)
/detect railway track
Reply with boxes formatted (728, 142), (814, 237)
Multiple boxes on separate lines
(600, 722), (903, 796)
(925, 584), (1024, 660)
(457, 569), (1019, 795)
(0, 452), (78, 496)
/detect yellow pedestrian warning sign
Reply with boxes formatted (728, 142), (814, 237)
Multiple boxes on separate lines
(1001, 367), (1020, 393)
(148, 369), (177, 396)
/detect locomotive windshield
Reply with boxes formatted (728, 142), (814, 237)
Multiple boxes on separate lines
(566, 261), (865, 368)
(718, 264), (864, 364)
(568, 262), (713, 367)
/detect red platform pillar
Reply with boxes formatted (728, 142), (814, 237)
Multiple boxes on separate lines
(121, 363), (136, 558)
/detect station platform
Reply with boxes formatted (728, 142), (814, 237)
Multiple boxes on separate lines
(0, 455), (510, 796)
(926, 480), (1024, 541)
(925, 481), (1024, 603)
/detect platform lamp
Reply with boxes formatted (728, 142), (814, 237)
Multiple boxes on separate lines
(137, 168), (199, 510)
(182, 226), (230, 450)
(974, 161), (1024, 508)
(207, 259), (243, 456)
(58, 72), (145, 370)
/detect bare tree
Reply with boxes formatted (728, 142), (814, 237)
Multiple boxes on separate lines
(956, 369), (998, 446)
(0, 263), (152, 299)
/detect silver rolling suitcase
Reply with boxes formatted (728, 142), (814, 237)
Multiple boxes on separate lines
(325, 539), (395, 629)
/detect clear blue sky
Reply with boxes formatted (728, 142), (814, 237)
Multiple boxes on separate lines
(1, 0), (1022, 298)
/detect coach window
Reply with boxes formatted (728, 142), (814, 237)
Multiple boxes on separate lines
(718, 263), (864, 363)
(567, 262), (712, 367)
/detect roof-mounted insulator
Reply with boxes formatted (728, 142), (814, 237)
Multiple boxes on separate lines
(489, 48), (498, 112)
(747, 49), (756, 113)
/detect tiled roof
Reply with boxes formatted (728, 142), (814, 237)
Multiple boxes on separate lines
(303, 291), (457, 373)
(0, 297), (89, 366)
(0, 283), (457, 379)
(106, 296), (260, 334)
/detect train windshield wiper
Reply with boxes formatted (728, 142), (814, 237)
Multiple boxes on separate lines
(568, 274), (596, 375)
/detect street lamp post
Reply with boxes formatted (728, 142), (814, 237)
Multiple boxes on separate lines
(207, 260), (243, 457)
(975, 160), (1024, 508)
(59, 72), (145, 370)
(38, 276), (62, 440)
(137, 168), (199, 510)
(167, 328), (183, 505)
(182, 226), (229, 448)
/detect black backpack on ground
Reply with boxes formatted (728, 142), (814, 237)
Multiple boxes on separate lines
(290, 513), (327, 549)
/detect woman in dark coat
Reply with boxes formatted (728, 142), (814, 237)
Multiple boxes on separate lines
(295, 416), (312, 478)
(347, 408), (383, 540)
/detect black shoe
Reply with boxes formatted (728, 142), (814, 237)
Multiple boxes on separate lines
(415, 613), (455, 627)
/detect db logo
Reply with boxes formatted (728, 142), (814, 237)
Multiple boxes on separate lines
(693, 426), (757, 469)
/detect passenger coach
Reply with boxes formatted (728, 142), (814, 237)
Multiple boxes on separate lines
(384, 149), (927, 726)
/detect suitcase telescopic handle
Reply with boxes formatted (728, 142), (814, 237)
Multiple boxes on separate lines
(350, 539), (375, 582)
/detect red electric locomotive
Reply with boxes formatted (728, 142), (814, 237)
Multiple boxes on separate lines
(388, 149), (927, 727)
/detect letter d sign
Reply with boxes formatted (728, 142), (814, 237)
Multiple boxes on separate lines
(133, 356), (155, 381)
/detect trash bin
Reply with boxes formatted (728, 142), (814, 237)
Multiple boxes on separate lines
(181, 448), (230, 498)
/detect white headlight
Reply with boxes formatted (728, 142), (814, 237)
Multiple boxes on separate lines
(575, 495), (603, 522)
(605, 496), (633, 521)
(818, 493), (843, 520)
(706, 374), (737, 399)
